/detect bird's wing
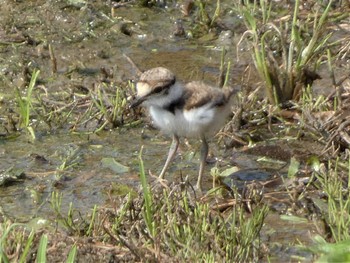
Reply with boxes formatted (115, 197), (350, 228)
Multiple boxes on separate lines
(183, 81), (228, 110)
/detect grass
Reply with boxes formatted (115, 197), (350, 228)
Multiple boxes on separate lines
(313, 159), (350, 243)
(237, 0), (334, 105)
(0, 220), (77, 262)
(138, 146), (156, 238)
(15, 69), (40, 140)
(90, 82), (128, 132)
(292, 157), (350, 261)
(7, 68), (133, 135)
(50, 192), (79, 234)
(180, 0), (222, 38)
(102, 151), (269, 261)
(36, 234), (48, 263)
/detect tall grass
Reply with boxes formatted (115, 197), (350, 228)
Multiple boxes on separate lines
(238, 0), (333, 105)
(0, 220), (77, 263)
(314, 159), (350, 243)
(298, 156), (350, 261)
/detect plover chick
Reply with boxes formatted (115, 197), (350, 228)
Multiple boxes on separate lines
(131, 67), (234, 191)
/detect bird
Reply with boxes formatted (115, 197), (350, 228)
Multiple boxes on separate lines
(131, 67), (234, 191)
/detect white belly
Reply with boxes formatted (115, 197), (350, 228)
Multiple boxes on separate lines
(149, 104), (230, 138)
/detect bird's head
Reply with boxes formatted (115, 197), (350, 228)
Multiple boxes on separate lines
(130, 67), (176, 108)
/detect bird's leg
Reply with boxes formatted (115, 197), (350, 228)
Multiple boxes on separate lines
(197, 136), (208, 191)
(159, 134), (179, 179)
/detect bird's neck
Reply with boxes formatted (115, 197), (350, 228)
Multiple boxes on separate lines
(146, 82), (184, 110)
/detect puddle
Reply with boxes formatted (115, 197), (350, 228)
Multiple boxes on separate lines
(0, 131), (138, 220)
(262, 212), (317, 262)
(0, 128), (225, 219)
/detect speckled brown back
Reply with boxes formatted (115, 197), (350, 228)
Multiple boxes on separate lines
(183, 81), (234, 110)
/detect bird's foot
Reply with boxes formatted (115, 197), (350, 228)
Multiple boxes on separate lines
(149, 170), (170, 190)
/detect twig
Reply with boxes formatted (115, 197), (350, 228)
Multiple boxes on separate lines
(49, 44), (57, 74)
(103, 225), (142, 261)
(123, 53), (142, 76)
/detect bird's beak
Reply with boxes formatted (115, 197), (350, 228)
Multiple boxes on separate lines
(130, 96), (146, 108)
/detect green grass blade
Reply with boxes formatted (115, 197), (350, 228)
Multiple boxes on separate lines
(15, 69), (40, 140)
(243, 10), (256, 31)
(210, 0), (220, 27)
(19, 230), (35, 263)
(0, 223), (25, 263)
(27, 126), (36, 140)
(138, 146), (155, 237)
(36, 234), (48, 263)
(26, 69), (40, 126)
(86, 205), (97, 236)
(66, 244), (77, 263)
(300, 0), (333, 65)
(288, 157), (300, 178)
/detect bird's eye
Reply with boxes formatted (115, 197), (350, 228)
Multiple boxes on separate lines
(153, 86), (163, 94)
